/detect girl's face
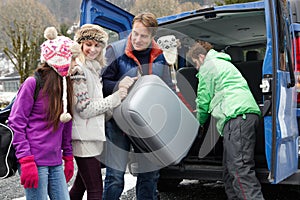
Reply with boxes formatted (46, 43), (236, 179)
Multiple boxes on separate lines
(82, 40), (103, 60)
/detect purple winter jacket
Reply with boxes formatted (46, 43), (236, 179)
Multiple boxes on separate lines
(8, 77), (72, 166)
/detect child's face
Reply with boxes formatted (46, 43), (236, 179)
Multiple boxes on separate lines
(82, 40), (103, 60)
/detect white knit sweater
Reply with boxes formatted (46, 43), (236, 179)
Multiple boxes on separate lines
(71, 60), (121, 157)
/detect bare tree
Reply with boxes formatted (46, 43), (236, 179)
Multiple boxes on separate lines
(216, 0), (259, 5)
(0, 0), (59, 83)
(129, 0), (202, 17)
(130, 0), (181, 17)
(39, 0), (81, 24)
(108, 0), (135, 12)
(175, 2), (202, 13)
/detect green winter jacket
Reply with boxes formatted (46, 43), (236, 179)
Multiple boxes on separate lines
(196, 49), (261, 135)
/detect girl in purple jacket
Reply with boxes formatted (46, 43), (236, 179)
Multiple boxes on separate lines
(8, 27), (79, 200)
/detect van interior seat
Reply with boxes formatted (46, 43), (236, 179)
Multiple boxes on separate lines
(236, 60), (263, 103)
(224, 46), (244, 63)
(225, 47), (263, 103)
(176, 67), (198, 111)
(246, 50), (261, 61)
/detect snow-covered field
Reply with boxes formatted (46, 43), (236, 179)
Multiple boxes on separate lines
(12, 170), (137, 200)
(0, 55), (16, 106)
(0, 92), (16, 102)
(0, 92), (15, 109)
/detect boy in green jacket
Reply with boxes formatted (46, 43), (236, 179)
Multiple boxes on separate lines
(187, 42), (264, 200)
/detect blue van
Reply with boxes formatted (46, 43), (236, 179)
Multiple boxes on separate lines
(80, 0), (300, 190)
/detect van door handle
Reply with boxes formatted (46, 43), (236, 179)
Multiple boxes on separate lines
(262, 99), (271, 116)
(286, 47), (296, 88)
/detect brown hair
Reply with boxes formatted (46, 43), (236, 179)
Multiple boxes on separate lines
(187, 42), (209, 60)
(132, 12), (158, 37)
(196, 40), (213, 51)
(36, 63), (73, 131)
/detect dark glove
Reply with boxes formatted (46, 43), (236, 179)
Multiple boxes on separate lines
(19, 155), (39, 188)
(63, 155), (74, 183)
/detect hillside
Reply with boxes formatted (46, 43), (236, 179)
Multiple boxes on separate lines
(1, 0), (219, 25)
(38, 0), (215, 24)
(39, 0), (82, 24)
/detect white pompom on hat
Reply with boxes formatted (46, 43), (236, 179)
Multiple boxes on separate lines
(40, 26), (78, 123)
(41, 27), (77, 77)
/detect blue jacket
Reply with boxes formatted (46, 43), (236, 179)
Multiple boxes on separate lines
(102, 34), (174, 96)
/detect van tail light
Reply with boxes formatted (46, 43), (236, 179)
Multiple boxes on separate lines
(293, 35), (300, 105)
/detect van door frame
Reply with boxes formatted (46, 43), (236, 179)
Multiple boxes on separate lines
(264, 0), (299, 184)
(80, 0), (134, 39)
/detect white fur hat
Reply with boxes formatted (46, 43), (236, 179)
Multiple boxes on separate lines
(157, 35), (179, 65)
(74, 24), (108, 46)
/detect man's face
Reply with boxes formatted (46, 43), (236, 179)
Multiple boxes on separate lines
(131, 21), (153, 51)
(192, 54), (205, 70)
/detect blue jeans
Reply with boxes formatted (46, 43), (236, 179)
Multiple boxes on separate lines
(103, 119), (159, 200)
(22, 165), (70, 200)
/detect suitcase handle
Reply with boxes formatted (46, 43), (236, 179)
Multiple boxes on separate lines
(129, 111), (147, 127)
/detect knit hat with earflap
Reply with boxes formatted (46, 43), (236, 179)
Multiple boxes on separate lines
(157, 35), (179, 65)
(40, 26), (80, 123)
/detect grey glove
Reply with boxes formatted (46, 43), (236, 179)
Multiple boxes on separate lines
(118, 87), (128, 100)
(119, 76), (137, 89)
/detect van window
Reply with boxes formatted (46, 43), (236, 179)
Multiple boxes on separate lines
(106, 29), (119, 44)
(244, 48), (265, 61)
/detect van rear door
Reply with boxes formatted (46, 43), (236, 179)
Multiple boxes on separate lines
(263, 0), (299, 184)
(80, 0), (134, 39)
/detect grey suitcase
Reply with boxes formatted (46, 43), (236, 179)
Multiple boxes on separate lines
(113, 74), (199, 168)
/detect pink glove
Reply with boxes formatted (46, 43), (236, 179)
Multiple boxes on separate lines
(63, 155), (74, 183)
(19, 155), (39, 189)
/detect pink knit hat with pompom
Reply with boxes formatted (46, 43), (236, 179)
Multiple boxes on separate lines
(40, 26), (80, 123)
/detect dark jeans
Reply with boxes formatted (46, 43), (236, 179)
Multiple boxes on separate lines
(103, 119), (159, 200)
(222, 114), (264, 200)
(70, 156), (103, 200)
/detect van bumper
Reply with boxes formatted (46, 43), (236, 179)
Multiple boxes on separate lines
(159, 165), (300, 185)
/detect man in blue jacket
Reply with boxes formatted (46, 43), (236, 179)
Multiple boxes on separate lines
(102, 12), (173, 200)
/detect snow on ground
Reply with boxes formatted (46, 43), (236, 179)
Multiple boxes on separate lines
(12, 172), (137, 200)
(0, 92), (16, 102)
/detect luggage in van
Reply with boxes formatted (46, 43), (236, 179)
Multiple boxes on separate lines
(113, 74), (199, 167)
